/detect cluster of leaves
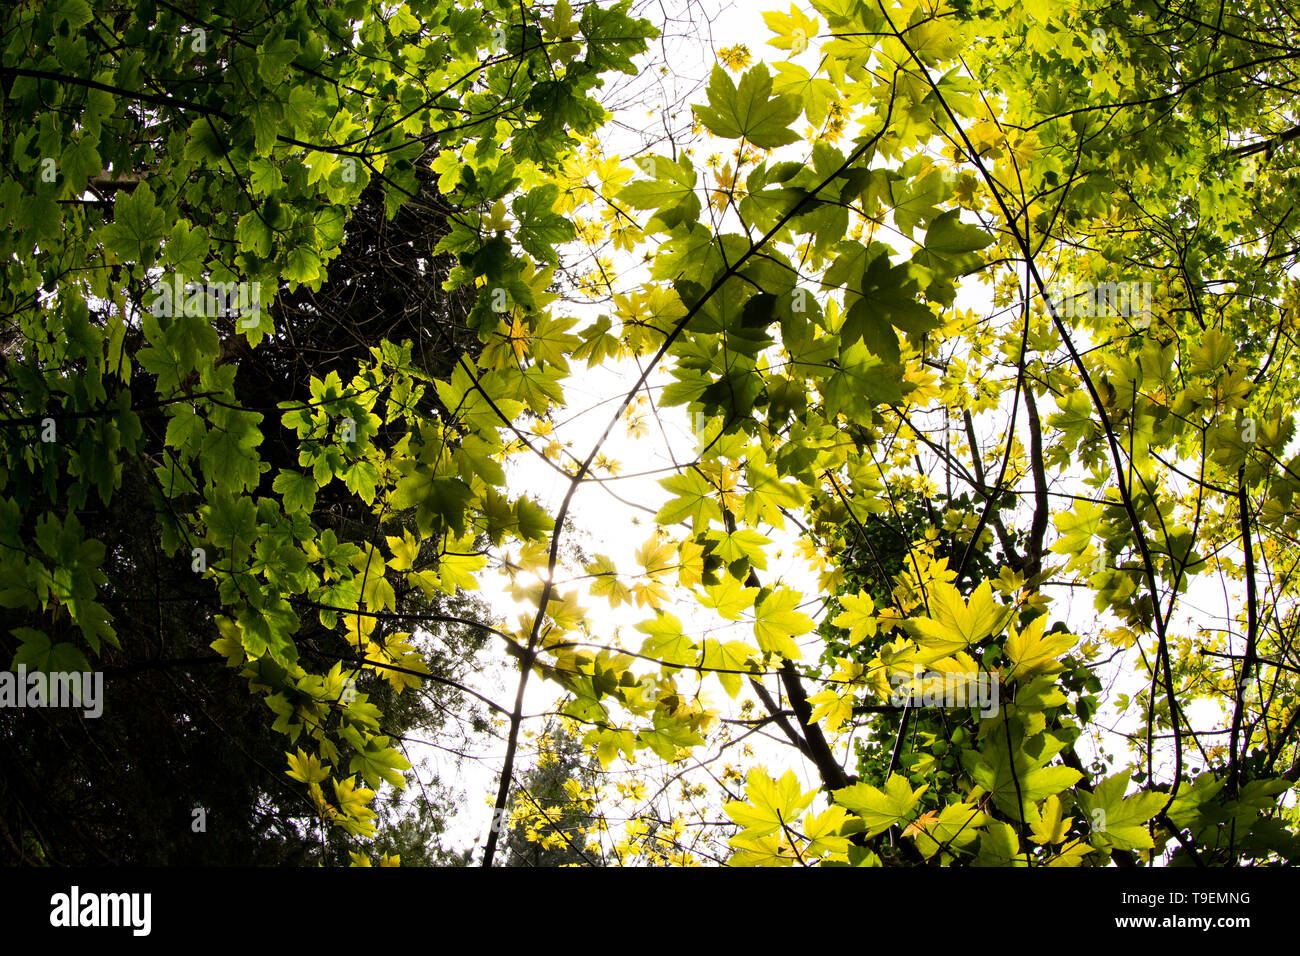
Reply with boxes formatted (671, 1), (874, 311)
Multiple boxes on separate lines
(518, 0), (1300, 866)
(502, 720), (607, 866)
(7, 0), (1300, 869)
(0, 0), (654, 861)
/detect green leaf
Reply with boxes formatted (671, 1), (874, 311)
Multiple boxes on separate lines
(514, 495), (554, 540)
(618, 154), (700, 231)
(713, 528), (770, 569)
(752, 588), (812, 659)
(238, 600), (300, 668)
(10, 628), (92, 672)
(60, 136), (102, 197)
(834, 774), (926, 838)
(285, 247), (321, 283)
(637, 612), (696, 667)
(164, 406), (206, 453)
(164, 221), (210, 276)
(101, 183), (167, 265)
(273, 469), (318, 514)
(1079, 770), (1166, 851)
(53, 0), (92, 28)
(698, 576), (758, 620)
(962, 734), (1083, 818)
(183, 117), (226, 166)
(692, 63), (801, 148)
(580, 0), (651, 75)
(973, 821), (1027, 866)
(915, 208), (994, 277)
(257, 36), (301, 84)
(512, 184), (575, 263)
(655, 470), (723, 529)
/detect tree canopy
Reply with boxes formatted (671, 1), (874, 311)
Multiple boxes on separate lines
(4, 0), (1300, 868)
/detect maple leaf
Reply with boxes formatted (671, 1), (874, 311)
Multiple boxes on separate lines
(1003, 616), (1077, 682)
(286, 748), (329, 785)
(831, 591), (878, 646)
(699, 576), (759, 621)
(725, 768), (818, 838)
(753, 587), (813, 659)
(901, 581), (1013, 656)
(834, 775), (928, 838)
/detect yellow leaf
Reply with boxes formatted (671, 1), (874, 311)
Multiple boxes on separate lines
(802, 804), (851, 857)
(902, 580), (1011, 656)
(636, 534), (676, 578)
(438, 546), (487, 594)
(808, 687), (854, 732)
(210, 615), (245, 665)
(384, 531), (420, 571)
(727, 831), (798, 866)
(700, 638), (755, 698)
(587, 553), (632, 606)
(831, 591), (877, 646)
(753, 588), (812, 659)
(699, 576), (759, 621)
(834, 774), (927, 837)
(286, 747), (329, 784)
(1029, 794), (1073, 845)
(1047, 838), (1095, 867)
(677, 538), (705, 588)
(725, 767), (818, 838)
(1003, 616), (1076, 682)
(762, 4), (819, 53)
(717, 43), (754, 71)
